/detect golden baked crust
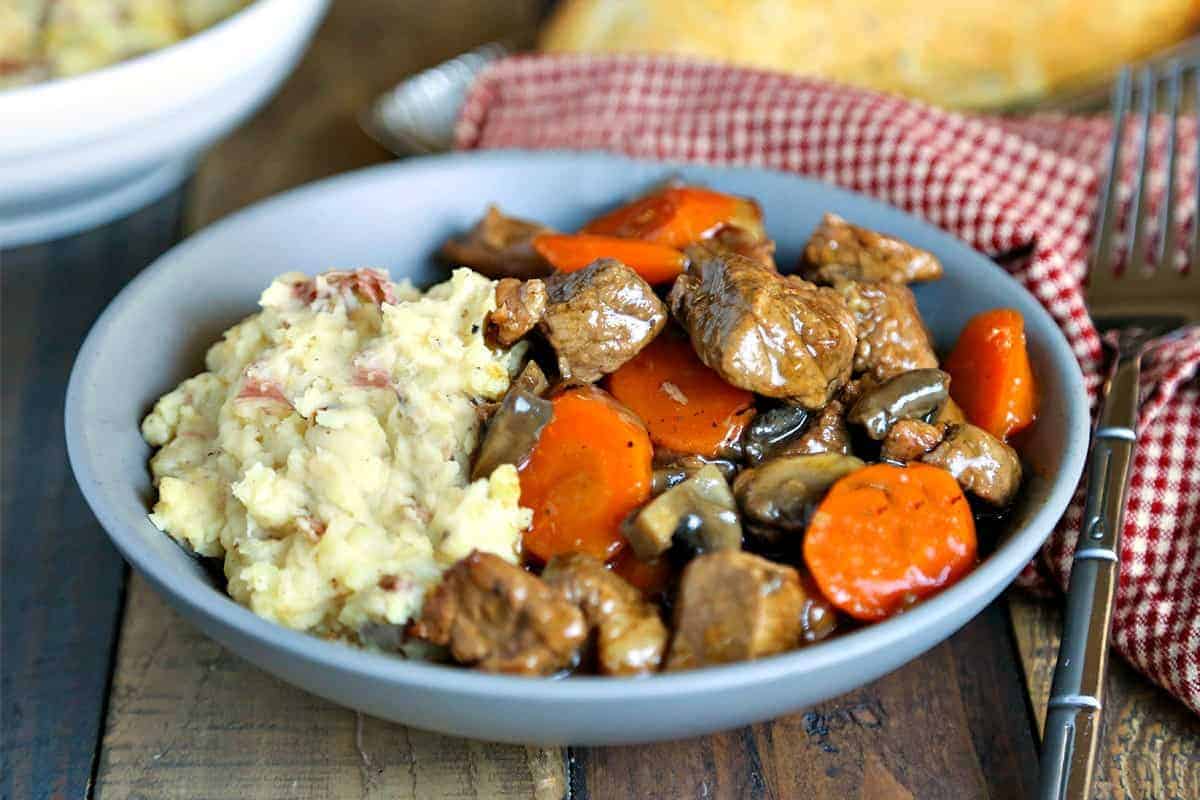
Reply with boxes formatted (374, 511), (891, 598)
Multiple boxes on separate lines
(539, 0), (1200, 110)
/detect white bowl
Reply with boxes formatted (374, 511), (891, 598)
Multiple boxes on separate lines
(0, 0), (330, 247)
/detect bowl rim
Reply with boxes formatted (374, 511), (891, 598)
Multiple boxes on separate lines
(65, 149), (1091, 702)
(0, 0), (318, 107)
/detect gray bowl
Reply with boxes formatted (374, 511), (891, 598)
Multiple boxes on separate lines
(66, 151), (1089, 745)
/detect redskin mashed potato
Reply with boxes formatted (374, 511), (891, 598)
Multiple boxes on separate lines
(141, 268), (531, 644)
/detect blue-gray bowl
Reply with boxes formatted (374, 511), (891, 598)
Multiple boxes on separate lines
(65, 150), (1089, 744)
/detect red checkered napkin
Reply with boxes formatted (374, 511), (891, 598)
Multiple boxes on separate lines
(454, 54), (1200, 713)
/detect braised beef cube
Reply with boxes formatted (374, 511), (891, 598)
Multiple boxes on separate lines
(667, 551), (807, 669)
(785, 399), (852, 456)
(543, 553), (668, 675)
(411, 551), (585, 675)
(487, 278), (547, 346)
(539, 259), (668, 382)
(923, 423), (1022, 506)
(802, 213), (943, 285)
(669, 246), (857, 409)
(835, 280), (938, 381)
(439, 205), (554, 280)
(881, 419), (948, 462)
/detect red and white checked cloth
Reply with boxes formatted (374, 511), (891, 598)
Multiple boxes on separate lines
(455, 53), (1200, 711)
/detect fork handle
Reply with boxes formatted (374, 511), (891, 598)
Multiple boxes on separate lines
(1037, 346), (1141, 800)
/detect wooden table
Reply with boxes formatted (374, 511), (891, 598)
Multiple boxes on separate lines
(3, 2), (1198, 797)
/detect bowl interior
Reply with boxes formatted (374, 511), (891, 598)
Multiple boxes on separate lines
(66, 150), (1088, 701)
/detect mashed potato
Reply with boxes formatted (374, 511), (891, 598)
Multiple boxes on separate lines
(142, 267), (532, 643)
(1, 0), (251, 88)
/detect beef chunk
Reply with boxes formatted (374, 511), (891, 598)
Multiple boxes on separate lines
(667, 551), (806, 669)
(922, 423), (1022, 506)
(539, 259), (668, 382)
(835, 280), (938, 381)
(439, 205), (555, 280)
(712, 225), (777, 269)
(411, 551), (586, 675)
(669, 247), (858, 409)
(802, 213), (943, 285)
(787, 399), (852, 456)
(542, 553), (668, 675)
(882, 419), (947, 462)
(486, 278), (547, 347)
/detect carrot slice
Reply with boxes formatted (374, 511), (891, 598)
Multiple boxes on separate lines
(582, 187), (764, 249)
(607, 332), (755, 458)
(610, 548), (675, 599)
(803, 463), (977, 622)
(532, 234), (686, 284)
(518, 386), (653, 563)
(943, 308), (1038, 440)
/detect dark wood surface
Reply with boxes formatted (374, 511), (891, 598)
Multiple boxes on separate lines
(2, 1), (1197, 798)
(1, 194), (185, 800)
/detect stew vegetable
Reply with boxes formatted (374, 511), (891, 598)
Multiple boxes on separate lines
(416, 185), (1038, 676)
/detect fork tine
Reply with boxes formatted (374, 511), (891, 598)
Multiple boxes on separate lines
(1091, 68), (1132, 280)
(1125, 67), (1155, 276)
(1156, 62), (1181, 274)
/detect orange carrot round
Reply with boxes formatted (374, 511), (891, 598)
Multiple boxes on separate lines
(607, 332), (755, 458)
(532, 234), (686, 284)
(518, 386), (653, 563)
(943, 308), (1038, 440)
(582, 187), (764, 249)
(803, 463), (977, 622)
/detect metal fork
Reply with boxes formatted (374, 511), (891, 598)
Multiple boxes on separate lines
(1038, 62), (1200, 799)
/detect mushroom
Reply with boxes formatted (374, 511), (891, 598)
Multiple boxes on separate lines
(470, 389), (553, 481)
(652, 455), (738, 495)
(733, 453), (865, 533)
(847, 368), (950, 440)
(740, 405), (810, 465)
(627, 465), (742, 560)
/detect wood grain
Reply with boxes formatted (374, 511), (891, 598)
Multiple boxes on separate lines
(578, 599), (1039, 800)
(94, 576), (564, 800)
(1010, 591), (1200, 799)
(0, 194), (185, 800)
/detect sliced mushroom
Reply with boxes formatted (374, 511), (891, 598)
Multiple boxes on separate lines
(733, 453), (865, 533)
(922, 423), (1022, 506)
(627, 464), (741, 560)
(510, 360), (550, 397)
(847, 368), (950, 440)
(740, 405), (809, 465)
(470, 389), (553, 480)
(652, 455), (738, 495)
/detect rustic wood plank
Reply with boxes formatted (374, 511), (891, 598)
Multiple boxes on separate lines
(0, 193), (186, 800)
(94, 576), (564, 800)
(581, 599), (1039, 800)
(94, 2), (565, 798)
(1010, 591), (1200, 799)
